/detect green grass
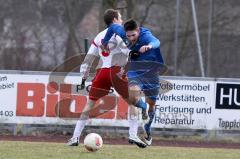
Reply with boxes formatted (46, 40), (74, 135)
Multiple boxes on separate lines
(0, 141), (240, 159)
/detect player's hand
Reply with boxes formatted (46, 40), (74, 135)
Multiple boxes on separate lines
(99, 44), (110, 53)
(129, 50), (140, 59)
(139, 45), (152, 53)
(80, 78), (86, 90)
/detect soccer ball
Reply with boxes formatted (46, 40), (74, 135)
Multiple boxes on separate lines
(83, 133), (103, 152)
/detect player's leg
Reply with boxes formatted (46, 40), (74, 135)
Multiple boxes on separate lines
(142, 97), (156, 146)
(141, 79), (160, 146)
(128, 84), (149, 122)
(122, 82), (150, 147)
(114, 66), (149, 121)
(118, 78), (149, 120)
(128, 105), (138, 138)
(127, 105), (147, 148)
(112, 68), (147, 148)
(67, 98), (96, 146)
(67, 69), (111, 146)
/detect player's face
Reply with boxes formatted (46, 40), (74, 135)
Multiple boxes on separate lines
(126, 28), (139, 44)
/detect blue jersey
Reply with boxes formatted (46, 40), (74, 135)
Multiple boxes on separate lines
(129, 27), (163, 64)
(102, 23), (164, 64)
(103, 23), (164, 101)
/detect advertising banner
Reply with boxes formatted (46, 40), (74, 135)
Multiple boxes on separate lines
(1, 72), (240, 130)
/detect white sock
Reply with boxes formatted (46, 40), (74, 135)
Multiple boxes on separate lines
(73, 119), (87, 138)
(72, 99), (95, 138)
(129, 115), (138, 138)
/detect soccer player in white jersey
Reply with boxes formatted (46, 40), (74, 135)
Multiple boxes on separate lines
(67, 9), (147, 148)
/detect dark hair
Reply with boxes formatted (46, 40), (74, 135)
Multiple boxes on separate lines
(104, 9), (119, 26)
(124, 19), (138, 31)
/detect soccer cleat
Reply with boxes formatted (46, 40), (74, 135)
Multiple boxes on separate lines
(142, 104), (149, 124)
(143, 136), (152, 146)
(128, 136), (147, 148)
(66, 137), (79, 146)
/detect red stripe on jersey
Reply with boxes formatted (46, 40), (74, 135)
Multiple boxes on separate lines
(92, 41), (98, 47)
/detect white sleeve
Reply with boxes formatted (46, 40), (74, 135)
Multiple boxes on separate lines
(80, 42), (99, 79)
(116, 35), (130, 56)
(87, 41), (99, 56)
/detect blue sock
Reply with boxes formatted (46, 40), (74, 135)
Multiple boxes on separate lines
(135, 99), (147, 110)
(148, 111), (155, 124)
(144, 110), (156, 138)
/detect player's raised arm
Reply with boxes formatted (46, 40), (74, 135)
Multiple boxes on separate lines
(139, 30), (160, 53)
(144, 31), (160, 49)
(102, 23), (126, 47)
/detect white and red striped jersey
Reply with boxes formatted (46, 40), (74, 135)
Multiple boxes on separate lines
(80, 28), (130, 79)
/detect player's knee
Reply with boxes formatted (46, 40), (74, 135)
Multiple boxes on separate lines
(129, 85), (141, 101)
(129, 85), (141, 91)
(146, 98), (156, 111)
(128, 94), (139, 105)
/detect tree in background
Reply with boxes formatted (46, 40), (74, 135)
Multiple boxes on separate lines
(0, 0), (239, 77)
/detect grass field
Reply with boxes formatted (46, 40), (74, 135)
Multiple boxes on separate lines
(0, 141), (240, 159)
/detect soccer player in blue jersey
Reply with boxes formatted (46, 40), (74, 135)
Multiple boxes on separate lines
(102, 19), (165, 146)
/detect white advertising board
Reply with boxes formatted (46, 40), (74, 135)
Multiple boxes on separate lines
(153, 79), (216, 129)
(0, 73), (129, 126)
(1, 72), (240, 130)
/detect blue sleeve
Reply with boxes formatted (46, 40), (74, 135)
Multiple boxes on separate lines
(141, 33), (160, 49)
(102, 24), (126, 46)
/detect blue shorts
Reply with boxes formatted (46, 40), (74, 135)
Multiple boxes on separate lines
(127, 71), (160, 102)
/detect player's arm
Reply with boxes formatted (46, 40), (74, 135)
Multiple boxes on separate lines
(102, 24), (126, 47)
(115, 35), (130, 56)
(139, 32), (160, 53)
(80, 42), (99, 79)
(79, 41), (99, 89)
(115, 35), (140, 60)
